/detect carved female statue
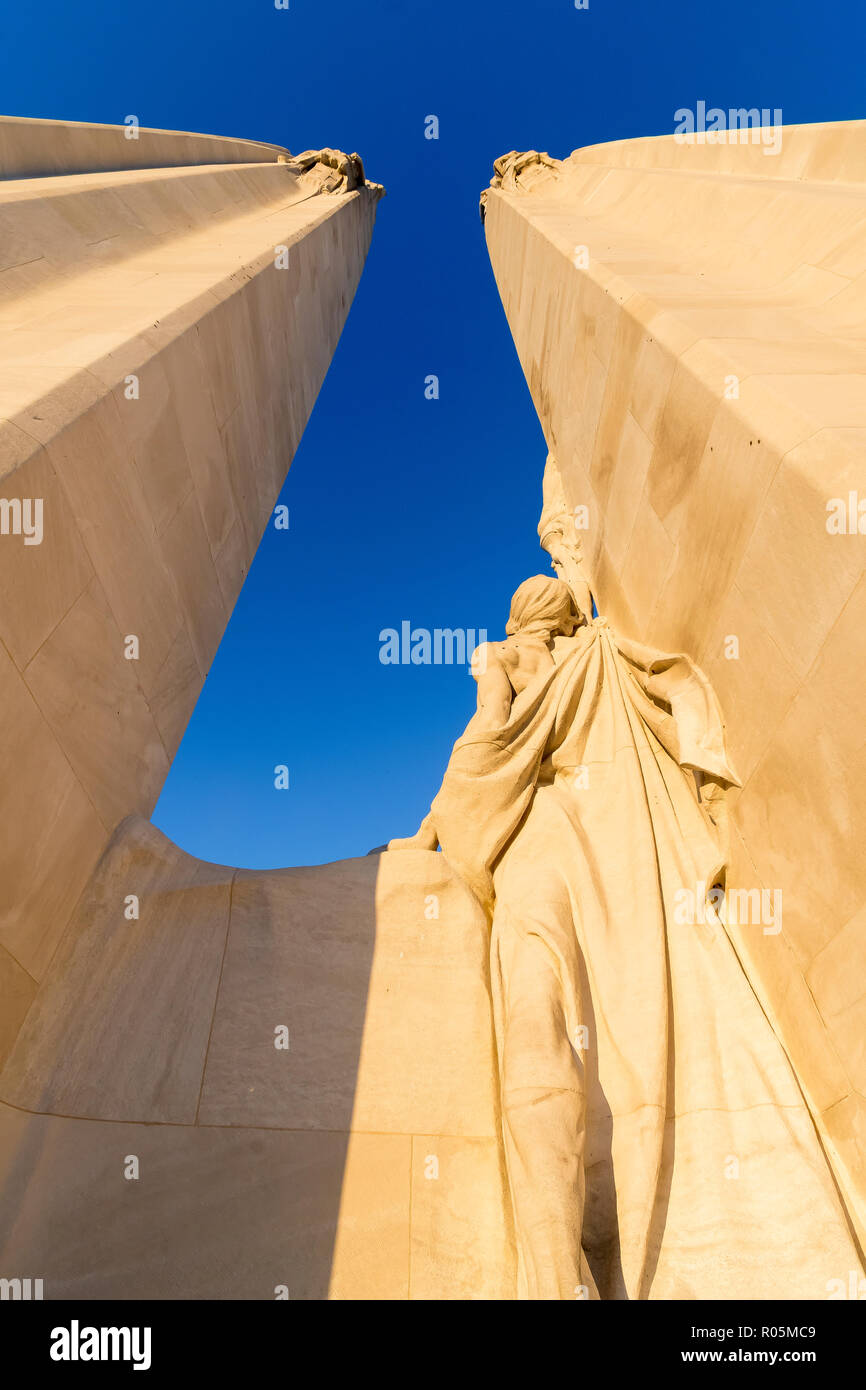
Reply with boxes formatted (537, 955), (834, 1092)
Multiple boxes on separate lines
(390, 466), (863, 1300)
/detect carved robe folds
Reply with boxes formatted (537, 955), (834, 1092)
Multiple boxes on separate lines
(432, 617), (863, 1299)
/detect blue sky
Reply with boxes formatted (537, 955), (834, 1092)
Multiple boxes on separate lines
(3, 0), (863, 867)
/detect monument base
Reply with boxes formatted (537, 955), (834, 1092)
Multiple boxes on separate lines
(0, 818), (515, 1300)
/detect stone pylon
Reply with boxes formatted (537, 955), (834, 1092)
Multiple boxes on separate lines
(0, 116), (514, 1302)
(481, 122), (866, 1248)
(3, 116), (866, 1301)
(0, 117), (381, 1043)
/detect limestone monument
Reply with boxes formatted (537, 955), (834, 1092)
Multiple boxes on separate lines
(480, 123), (866, 1280)
(389, 452), (862, 1299)
(0, 115), (865, 1300)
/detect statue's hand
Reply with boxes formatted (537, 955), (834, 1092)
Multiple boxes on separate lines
(387, 812), (439, 852)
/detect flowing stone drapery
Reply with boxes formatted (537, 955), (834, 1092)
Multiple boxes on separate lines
(411, 579), (863, 1299)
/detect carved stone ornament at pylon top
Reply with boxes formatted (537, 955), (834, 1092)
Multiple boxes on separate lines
(278, 147), (385, 198)
(479, 149), (563, 220)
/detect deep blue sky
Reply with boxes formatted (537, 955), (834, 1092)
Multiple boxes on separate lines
(3, 1), (863, 867)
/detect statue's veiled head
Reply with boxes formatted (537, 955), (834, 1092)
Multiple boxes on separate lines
(505, 575), (580, 641)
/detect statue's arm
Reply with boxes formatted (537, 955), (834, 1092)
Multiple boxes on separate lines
(467, 646), (513, 731)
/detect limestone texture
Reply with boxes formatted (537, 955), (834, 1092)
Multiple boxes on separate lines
(391, 563), (861, 1298)
(2, 115), (865, 1301)
(482, 121), (866, 1248)
(0, 117), (382, 1033)
(0, 816), (514, 1300)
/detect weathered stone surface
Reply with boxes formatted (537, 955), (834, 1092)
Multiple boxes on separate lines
(0, 1102), (408, 1300)
(388, 566), (861, 1298)
(1, 819), (233, 1125)
(0, 114), (289, 179)
(0, 817), (515, 1299)
(4, 111), (866, 1302)
(0, 117), (382, 1045)
(198, 849), (499, 1138)
(482, 121), (866, 1242)
(0, 947), (36, 1073)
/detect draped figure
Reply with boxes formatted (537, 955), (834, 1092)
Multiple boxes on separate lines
(389, 496), (863, 1300)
